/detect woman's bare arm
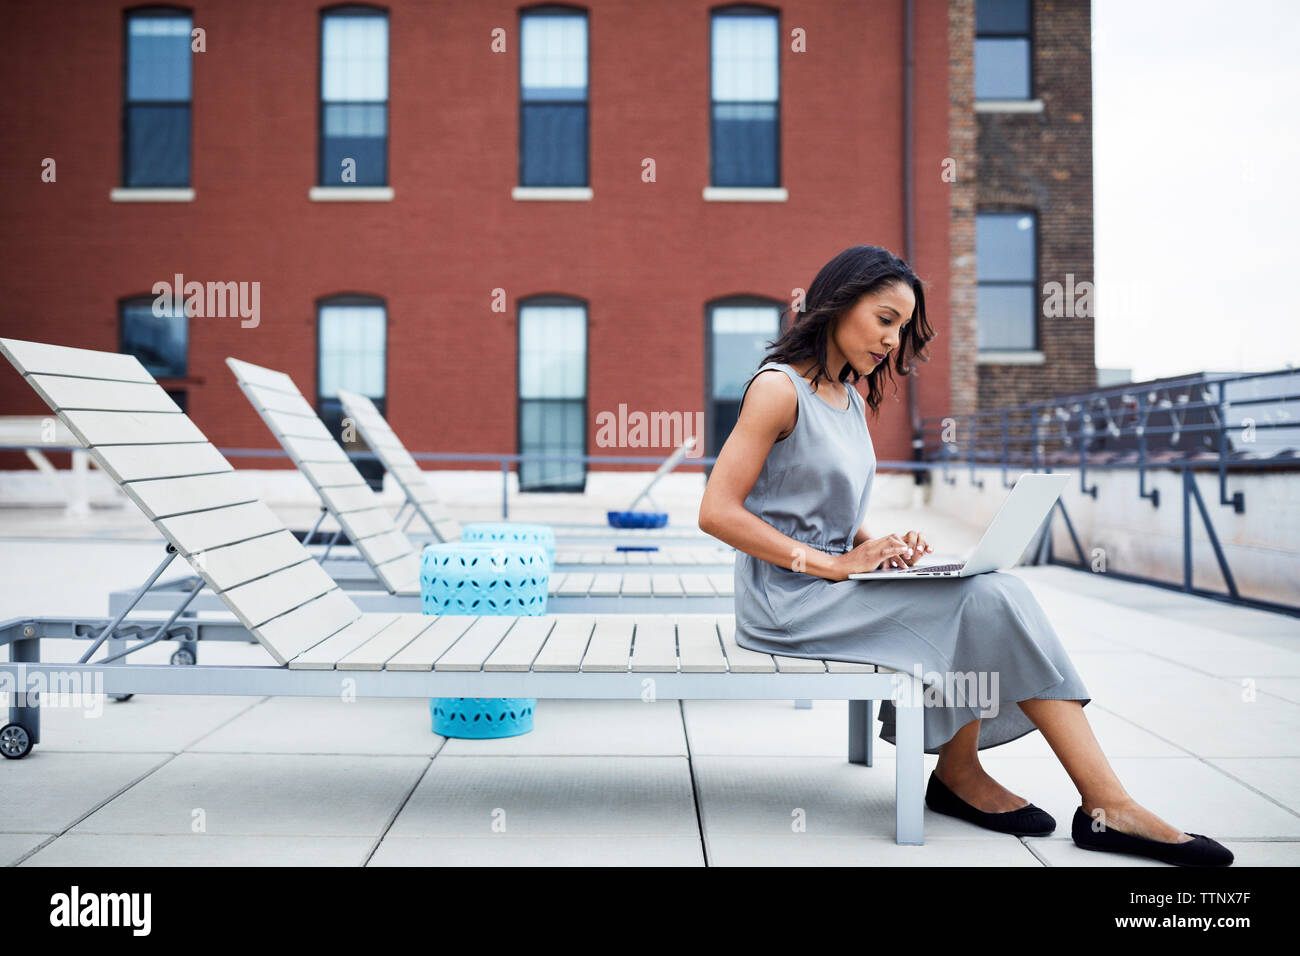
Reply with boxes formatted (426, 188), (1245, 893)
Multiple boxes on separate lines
(698, 370), (906, 581)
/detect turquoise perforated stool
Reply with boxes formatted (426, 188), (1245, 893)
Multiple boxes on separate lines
(421, 541), (549, 739)
(460, 522), (556, 567)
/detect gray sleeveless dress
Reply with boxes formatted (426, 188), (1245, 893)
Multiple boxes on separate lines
(733, 362), (1091, 754)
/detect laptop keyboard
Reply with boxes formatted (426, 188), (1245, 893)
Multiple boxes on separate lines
(888, 561), (965, 573)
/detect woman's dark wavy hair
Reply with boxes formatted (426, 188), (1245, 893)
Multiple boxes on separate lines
(761, 245), (934, 418)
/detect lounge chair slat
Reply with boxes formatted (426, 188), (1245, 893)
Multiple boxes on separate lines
(431, 518), (462, 542)
(676, 616), (728, 672)
(261, 407), (334, 441)
(125, 471), (256, 520)
(581, 615), (635, 672)
(434, 616), (517, 671)
(372, 554), (421, 595)
(60, 408), (205, 446)
(708, 572), (735, 596)
(620, 573), (652, 596)
(384, 615), (480, 670)
(588, 573), (622, 596)
(94, 442), (232, 483)
(251, 588), (363, 666)
(158, 501), (284, 554)
(279, 434), (350, 464)
(651, 573), (684, 596)
(320, 484), (381, 514)
(484, 616), (556, 671)
(354, 529), (412, 566)
(679, 574), (717, 596)
(287, 613), (399, 670)
(299, 460), (367, 488)
(222, 561), (339, 628)
(191, 529), (314, 592)
(227, 357), (299, 394)
(336, 614), (438, 670)
(0, 337), (153, 383)
(241, 384), (316, 418)
(630, 618), (677, 672)
(531, 615), (596, 672)
(336, 507), (391, 539)
(716, 615), (777, 673)
(557, 572), (593, 597)
(28, 374), (182, 412)
(826, 660), (876, 673)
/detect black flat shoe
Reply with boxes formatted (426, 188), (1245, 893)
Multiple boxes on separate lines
(1071, 807), (1234, 867)
(925, 770), (1056, 836)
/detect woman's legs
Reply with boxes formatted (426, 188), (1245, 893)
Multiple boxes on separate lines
(933, 699), (1191, 843)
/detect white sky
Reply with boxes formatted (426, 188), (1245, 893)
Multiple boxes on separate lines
(1092, 0), (1300, 380)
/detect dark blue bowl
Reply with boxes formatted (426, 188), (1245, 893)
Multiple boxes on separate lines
(606, 510), (669, 529)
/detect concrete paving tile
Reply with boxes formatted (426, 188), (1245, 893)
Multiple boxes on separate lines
(1204, 757), (1300, 813)
(0, 751), (170, 831)
(440, 699), (687, 756)
(20, 834), (374, 866)
(976, 754), (1300, 841)
(683, 699), (850, 757)
(1033, 838), (1300, 867)
(369, 835), (705, 866)
(386, 755), (698, 837)
(68, 752), (427, 836)
(2, 693), (263, 753)
(188, 696), (441, 754)
(693, 754), (1031, 841)
(0, 833), (55, 866)
(1067, 654), (1300, 757)
(706, 835), (1044, 866)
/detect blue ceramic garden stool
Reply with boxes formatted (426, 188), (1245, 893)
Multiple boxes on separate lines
(460, 521), (556, 567)
(421, 541), (550, 739)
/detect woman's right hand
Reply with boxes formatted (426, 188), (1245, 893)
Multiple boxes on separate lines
(830, 535), (913, 581)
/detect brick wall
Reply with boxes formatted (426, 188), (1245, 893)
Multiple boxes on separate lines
(975, 0), (1096, 410)
(947, 0), (978, 416)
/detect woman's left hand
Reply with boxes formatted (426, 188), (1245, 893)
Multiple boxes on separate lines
(884, 530), (933, 569)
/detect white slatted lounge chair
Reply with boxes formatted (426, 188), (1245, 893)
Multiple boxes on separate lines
(0, 337), (926, 845)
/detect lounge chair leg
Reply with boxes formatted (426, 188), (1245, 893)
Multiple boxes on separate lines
(848, 699), (873, 766)
(9, 636), (40, 746)
(894, 689), (925, 845)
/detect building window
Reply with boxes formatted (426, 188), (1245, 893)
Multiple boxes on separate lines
(976, 211), (1037, 350)
(519, 6), (588, 187)
(123, 8), (193, 187)
(320, 6), (389, 187)
(318, 296), (387, 485)
(120, 294), (188, 409)
(706, 299), (782, 457)
(710, 6), (779, 188)
(518, 298), (586, 492)
(975, 0), (1032, 100)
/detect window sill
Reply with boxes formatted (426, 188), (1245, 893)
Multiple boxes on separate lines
(975, 99), (1044, 114)
(702, 186), (788, 202)
(511, 186), (593, 201)
(110, 188), (195, 202)
(978, 350), (1045, 365)
(309, 186), (394, 202)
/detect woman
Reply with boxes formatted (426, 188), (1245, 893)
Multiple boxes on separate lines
(698, 244), (1232, 866)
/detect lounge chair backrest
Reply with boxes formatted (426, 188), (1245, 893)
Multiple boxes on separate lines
(335, 389), (462, 542)
(225, 358), (421, 594)
(0, 338), (364, 665)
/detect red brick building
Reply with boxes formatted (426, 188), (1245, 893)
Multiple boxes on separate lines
(0, 0), (1094, 488)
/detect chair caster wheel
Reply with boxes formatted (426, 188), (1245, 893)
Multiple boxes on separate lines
(0, 723), (33, 759)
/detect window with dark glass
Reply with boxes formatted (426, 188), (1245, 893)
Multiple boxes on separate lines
(520, 6), (588, 187)
(320, 6), (389, 187)
(123, 8), (193, 187)
(518, 299), (586, 492)
(706, 299), (782, 458)
(318, 296), (387, 486)
(976, 211), (1037, 350)
(120, 295), (188, 409)
(710, 6), (779, 187)
(975, 0), (1032, 99)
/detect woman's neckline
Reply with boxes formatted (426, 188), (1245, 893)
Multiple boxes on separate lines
(783, 362), (855, 413)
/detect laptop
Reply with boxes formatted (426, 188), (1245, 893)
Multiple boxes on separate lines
(848, 473), (1069, 580)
